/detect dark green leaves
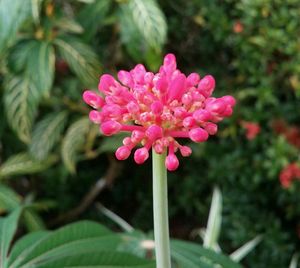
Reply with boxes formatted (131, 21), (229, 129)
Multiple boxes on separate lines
(0, 0), (31, 54)
(54, 36), (100, 86)
(4, 76), (40, 143)
(30, 112), (68, 161)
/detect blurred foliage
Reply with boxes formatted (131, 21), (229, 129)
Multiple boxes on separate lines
(0, 0), (300, 267)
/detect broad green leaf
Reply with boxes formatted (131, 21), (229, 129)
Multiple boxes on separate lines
(0, 184), (21, 212)
(30, 0), (43, 24)
(0, 208), (22, 267)
(171, 240), (243, 268)
(61, 118), (91, 173)
(0, 153), (56, 179)
(54, 18), (84, 34)
(126, 0), (167, 49)
(17, 221), (120, 267)
(7, 231), (49, 268)
(23, 209), (46, 232)
(230, 235), (262, 262)
(36, 251), (155, 268)
(30, 112), (68, 161)
(77, 0), (111, 41)
(203, 187), (222, 250)
(118, 4), (146, 61)
(26, 41), (55, 96)
(54, 36), (100, 86)
(4, 76), (40, 143)
(0, 0), (31, 54)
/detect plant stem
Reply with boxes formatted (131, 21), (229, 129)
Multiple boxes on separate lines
(152, 148), (171, 268)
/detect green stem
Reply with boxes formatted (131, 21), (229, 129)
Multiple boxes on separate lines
(152, 149), (171, 268)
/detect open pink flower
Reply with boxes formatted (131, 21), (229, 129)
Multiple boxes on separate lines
(83, 54), (235, 171)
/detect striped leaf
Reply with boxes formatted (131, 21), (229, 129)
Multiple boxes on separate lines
(26, 41), (55, 96)
(54, 36), (100, 86)
(0, 0), (31, 54)
(0, 153), (56, 179)
(0, 184), (21, 212)
(61, 118), (91, 173)
(4, 76), (40, 143)
(126, 0), (167, 49)
(30, 111), (68, 161)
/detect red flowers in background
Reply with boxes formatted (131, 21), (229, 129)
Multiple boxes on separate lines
(279, 163), (300, 188)
(272, 120), (300, 149)
(241, 121), (261, 140)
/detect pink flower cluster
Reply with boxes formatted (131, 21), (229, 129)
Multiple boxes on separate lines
(83, 54), (235, 171)
(279, 163), (300, 188)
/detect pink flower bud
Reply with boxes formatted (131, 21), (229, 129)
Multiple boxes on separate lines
(193, 109), (212, 122)
(198, 75), (215, 97)
(154, 142), (164, 154)
(154, 75), (168, 94)
(207, 99), (226, 114)
(131, 130), (145, 143)
(100, 120), (121, 136)
(98, 74), (116, 94)
(187, 73), (200, 86)
(165, 154), (179, 171)
(189, 128), (209, 142)
(118, 70), (133, 87)
(221, 106), (233, 117)
(144, 72), (154, 84)
(182, 93), (193, 106)
(167, 73), (186, 102)
(83, 90), (104, 109)
(180, 146), (192, 157)
(131, 64), (146, 84)
(183, 116), (195, 128)
(89, 110), (102, 124)
(115, 146), (131, 160)
(134, 147), (149, 164)
(123, 137), (133, 146)
(145, 125), (163, 140)
(151, 101), (164, 115)
(127, 101), (140, 114)
(163, 53), (177, 74)
(173, 107), (187, 119)
(222, 95), (236, 106)
(204, 122), (218, 135)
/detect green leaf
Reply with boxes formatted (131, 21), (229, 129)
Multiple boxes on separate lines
(126, 0), (167, 49)
(77, 0), (111, 41)
(0, 0), (31, 54)
(7, 231), (49, 268)
(54, 36), (100, 86)
(0, 153), (56, 179)
(26, 41), (55, 96)
(118, 4), (146, 61)
(30, 0), (43, 24)
(0, 184), (21, 212)
(171, 240), (243, 268)
(37, 252), (155, 268)
(4, 76), (40, 143)
(230, 235), (262, 262)
(54, 18), (84, 34)
(0, 208), (22, 267)
(16, 221), (120, 267)
(23, 209), (46, 232)
(30, 111), (68, 161)
(61, 118), (91, 173)
(203, 187), (222, 250)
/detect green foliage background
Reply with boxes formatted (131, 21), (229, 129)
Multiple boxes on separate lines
(0, 0), (300, 267)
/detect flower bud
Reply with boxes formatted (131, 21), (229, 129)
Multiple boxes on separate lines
(198, 75), (215, 97)
(165, 154), (179, 171)
(115, 146), (131, 160)
(100, 120), (121, 136)
(83, 90), (104, 109)
(134, 148), (149, 164)
(189, 128), (209, 142)
(89, 110), (102, 124)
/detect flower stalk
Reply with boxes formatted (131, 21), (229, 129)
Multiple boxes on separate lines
(152, 148), (171, 268)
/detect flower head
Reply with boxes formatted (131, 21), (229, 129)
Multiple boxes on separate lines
(241, 121), (260, 140)
(279, 163), (300, 188)
(83, 54), (235, 171)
